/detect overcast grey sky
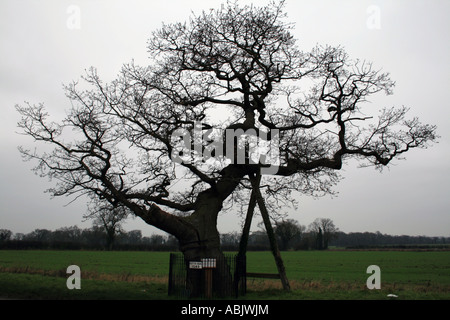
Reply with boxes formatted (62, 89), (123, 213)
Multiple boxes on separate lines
(1, 0), (449, 237)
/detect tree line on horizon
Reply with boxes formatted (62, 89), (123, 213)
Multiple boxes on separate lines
(1, 218), (448, 251)
(0, 226), (177, 251)
(220, 218), (450, 251)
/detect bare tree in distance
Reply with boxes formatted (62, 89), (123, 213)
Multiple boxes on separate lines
(0, 229), (13, 242)
(309, 218), (339, 250)
(84, 199), (129, 250)
(16, 1), (437, 296)
(275, 219), (305, 251)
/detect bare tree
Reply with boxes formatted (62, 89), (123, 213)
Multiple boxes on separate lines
(16, 1), (437, 295)
(84, 199), (129, 250)
(0, 229), (13, 242)
(275, 219), (305, 251)
(309, 218), (339, 250)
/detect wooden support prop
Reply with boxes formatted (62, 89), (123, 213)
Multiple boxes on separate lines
(250, 173), (291, 292)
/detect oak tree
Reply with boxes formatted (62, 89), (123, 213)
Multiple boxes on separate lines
(17, 1), (437, 296)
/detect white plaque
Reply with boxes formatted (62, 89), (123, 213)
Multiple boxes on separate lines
(202, 258), (217, 268)
(189, 261), (203, 269)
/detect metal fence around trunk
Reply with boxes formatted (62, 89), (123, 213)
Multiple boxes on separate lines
(168, 253), (246, 299)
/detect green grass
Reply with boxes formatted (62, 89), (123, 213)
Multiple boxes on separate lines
(244, 251), (450, 300)
(0, 272), (167, 300)
(0, 250), (449, 300)
(0, 250), (170, 276)
(248, 251), (450, 285)
(0, 250), (170, 300)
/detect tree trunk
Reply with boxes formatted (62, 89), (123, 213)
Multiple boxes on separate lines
(105, 229), (115, 251)
(174, 165), (249, 297)
(179, 190), (231, 298)
(317, 228), (324, 250)
(136, 189), (233, 297)
(135, 165), (248, 297)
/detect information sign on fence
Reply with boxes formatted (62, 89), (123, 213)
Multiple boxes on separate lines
(189, 261), (203, 269)
(201, 258), (217, 269)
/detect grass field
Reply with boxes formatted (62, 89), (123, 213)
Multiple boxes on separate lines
(0, 250), (449, 300)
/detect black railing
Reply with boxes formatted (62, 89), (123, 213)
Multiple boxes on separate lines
(168, 253), (246, 299)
